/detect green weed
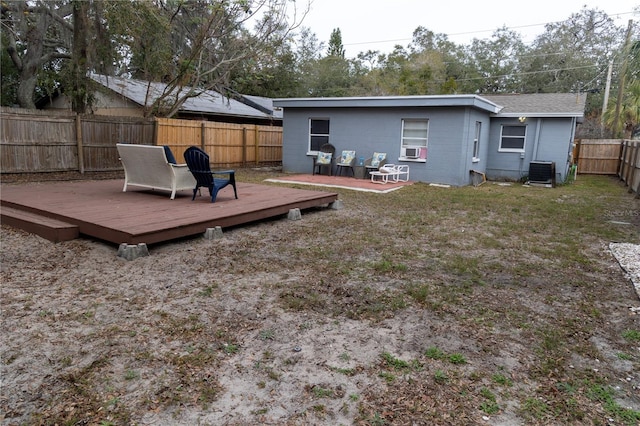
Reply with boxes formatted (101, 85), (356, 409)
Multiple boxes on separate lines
(381, 352), (410, 370)
(424, 346), (445, 360)
(622, 330), (640, 341)
(259, 329), (275, 340)
(434, 369), (448, 383)
(448, 353), (467, 365)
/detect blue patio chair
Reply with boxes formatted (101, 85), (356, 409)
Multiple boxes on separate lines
(183, 146), (238, 203)
(364, 152), (387, 178)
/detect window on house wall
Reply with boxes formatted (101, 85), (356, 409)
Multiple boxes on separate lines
(400, 119), (428, 161)
(499, 125), (526, 152)
(472, 121), (481, 161)
(309, 118), (330, 152)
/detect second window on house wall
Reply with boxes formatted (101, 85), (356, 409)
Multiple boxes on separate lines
(400, 119), (428, 161)
(473, 121), (481, 162)
(499, 125), (526, 152)
(309, 118), (330, 153)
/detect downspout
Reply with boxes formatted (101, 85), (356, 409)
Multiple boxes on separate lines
(531, 118), (542, 161)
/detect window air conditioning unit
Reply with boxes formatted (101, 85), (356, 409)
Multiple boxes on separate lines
(528, 161), (556, 187)
(404, 147), (420, 158)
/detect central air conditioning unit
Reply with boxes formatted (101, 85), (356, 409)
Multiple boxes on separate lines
(528, 161), (556, 187)
(404, 147), (420, 158)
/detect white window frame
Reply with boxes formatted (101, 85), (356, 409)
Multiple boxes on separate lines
(472, 121), (481, 162)
(399, 119), (428, 162)
(499, 125), (527, 153)
(308, 118), (330, 154)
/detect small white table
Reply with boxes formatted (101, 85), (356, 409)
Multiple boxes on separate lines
(370, 164), (410, 184)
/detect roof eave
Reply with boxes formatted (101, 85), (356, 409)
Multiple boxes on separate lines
(274, 95), (502, 114)
(492, 112), (585, 118)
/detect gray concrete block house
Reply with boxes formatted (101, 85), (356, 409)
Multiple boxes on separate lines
(273, 93), (586, 186)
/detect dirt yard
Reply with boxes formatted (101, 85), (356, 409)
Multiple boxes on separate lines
(1, 170), (639, 425)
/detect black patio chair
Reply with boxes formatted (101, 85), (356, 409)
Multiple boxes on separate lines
(183, 146), (238, 203)
(312, 143), (336, 176)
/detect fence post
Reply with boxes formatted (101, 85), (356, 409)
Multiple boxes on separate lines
(573, 139), (581, 172)
(201, 122), (206, 151)
(617, 140), (627, 179)
(242, 127), (248, 167)
(76, 114), (84, 174)
(627, 141), (639, 193)
(254, 125), (259, 166)
(153, 118), (158, 146)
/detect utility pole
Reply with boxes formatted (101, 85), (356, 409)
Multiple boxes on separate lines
(613, 20), (633, 138)
(601, 60), (613, 129)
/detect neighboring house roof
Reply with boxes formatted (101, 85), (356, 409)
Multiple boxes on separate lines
(90, 73), (281, 122)
(235, 94), (283, 119)
(483, 93), (587, 118)
(273, 95), (502, 114)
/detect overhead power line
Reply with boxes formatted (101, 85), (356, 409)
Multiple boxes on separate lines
(438, 64), (602, 84)
(342, 10), (637, 48)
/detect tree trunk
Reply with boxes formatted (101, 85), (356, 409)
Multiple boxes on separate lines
(71, 0), (90, 114)
(15, 10), (49, 109)
(16, 73), (38, 109)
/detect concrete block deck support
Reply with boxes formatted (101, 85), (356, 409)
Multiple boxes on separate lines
(204, 226), (224, 239)
(287, 208), (302, 220)
(117, 243), (150, 260)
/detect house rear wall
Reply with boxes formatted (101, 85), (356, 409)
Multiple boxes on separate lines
(282, 107), (491, 186)
(485, 117), (575, 182)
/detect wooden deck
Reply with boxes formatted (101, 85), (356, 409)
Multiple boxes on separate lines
(0, 179), (338, 245)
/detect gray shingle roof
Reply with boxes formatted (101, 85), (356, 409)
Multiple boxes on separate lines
(90, 74), (279, 120)
(274, 93), (586, 117)
(482, 93), (587, 117)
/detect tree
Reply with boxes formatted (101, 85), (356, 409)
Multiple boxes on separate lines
(0, 36), (20, 106)
(603, 80), (640, 138)
(1, 0), (309, 116)
(1, 1), (73, 109)
(519, 7), (623, 95)
(603, 38), (640, 138)
(407, 26), (464, 94)
(327, 28), (344, 58)
(1, 0), (119, 111)
(123, 0), (309, 117)
(465, 27), (526, 93)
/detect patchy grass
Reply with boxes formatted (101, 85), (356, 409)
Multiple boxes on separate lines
(2, 171), (639, 425)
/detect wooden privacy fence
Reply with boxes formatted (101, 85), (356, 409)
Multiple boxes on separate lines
(574, 139), (622, 175)
(155, 118), (282, 167)
(618, 140), (640, 197)
(574, 138), (639, 197)
(1, 107), (282, 173)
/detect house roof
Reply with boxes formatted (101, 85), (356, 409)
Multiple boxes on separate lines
(273, 95), (502, 114)
(273, 93), (587, 118)
(482, 93), (587, 118)
(90, 74), (281, 121)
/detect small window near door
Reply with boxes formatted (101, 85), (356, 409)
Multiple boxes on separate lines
(499, 125), (526, 152)
(473, 121), (481, 162)
(309, 119), (330, 152)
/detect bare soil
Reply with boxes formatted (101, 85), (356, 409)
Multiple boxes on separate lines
(1, 170), (639, 426)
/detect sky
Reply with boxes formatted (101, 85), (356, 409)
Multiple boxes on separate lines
(293, 0), (639, 58)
